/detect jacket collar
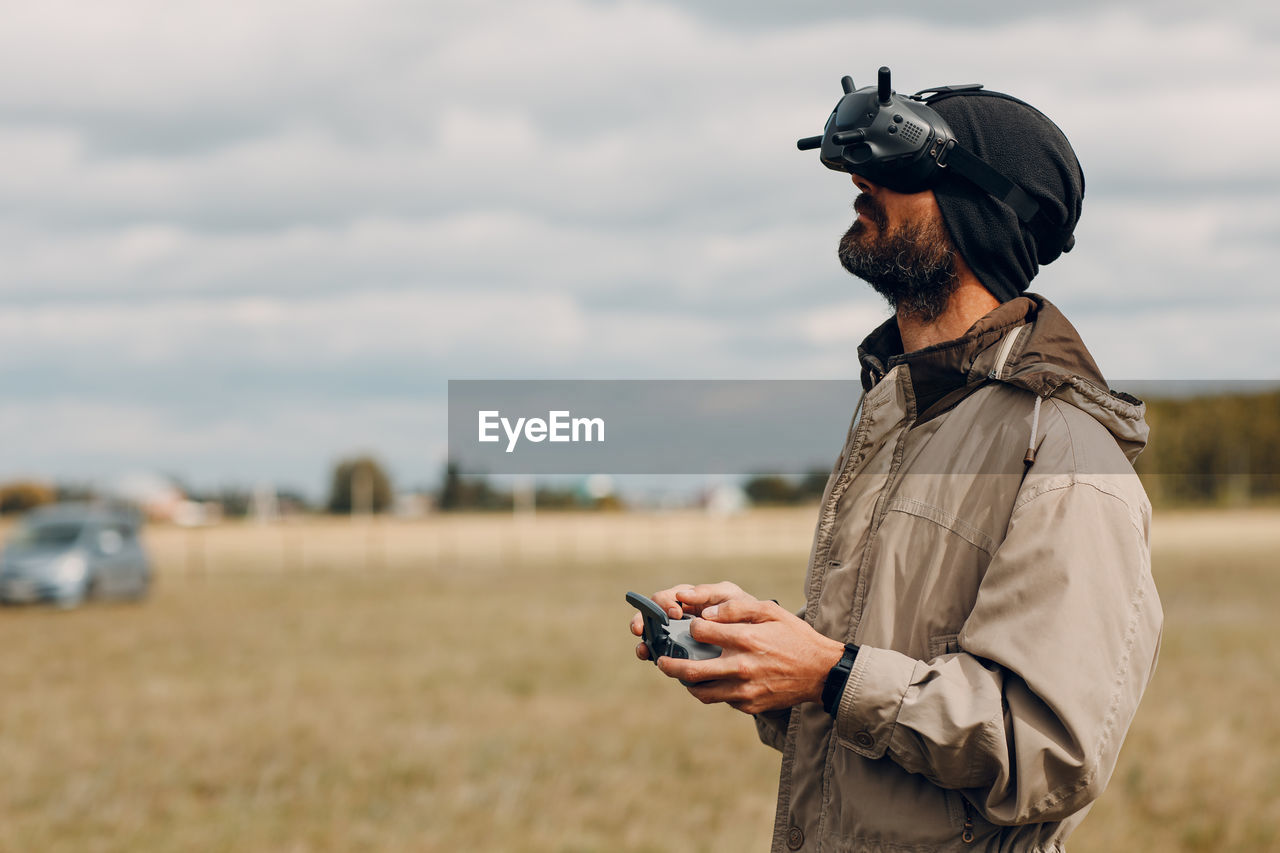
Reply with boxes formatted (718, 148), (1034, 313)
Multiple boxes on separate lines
(856, 293), (1108, 423)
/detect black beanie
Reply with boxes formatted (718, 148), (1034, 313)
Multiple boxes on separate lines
(930, 93), (1085, 303)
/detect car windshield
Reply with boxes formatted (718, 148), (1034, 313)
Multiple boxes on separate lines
(9, 521), (85, 549)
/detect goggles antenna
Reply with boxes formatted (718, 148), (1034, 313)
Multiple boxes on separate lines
(840, 76), (856, 94)
(877, 66), (892, 105)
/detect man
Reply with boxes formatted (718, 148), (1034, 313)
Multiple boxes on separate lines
(630, 80), (1162, 851)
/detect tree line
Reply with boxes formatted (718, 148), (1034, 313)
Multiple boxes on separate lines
(2, 388), (1276, 516)
(739, 387), (1280, 509)
(1135, 388), (1280, 506)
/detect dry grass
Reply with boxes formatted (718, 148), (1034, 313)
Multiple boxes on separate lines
(1073, 509), (1280, 852)
(0, 508), (1275, 852)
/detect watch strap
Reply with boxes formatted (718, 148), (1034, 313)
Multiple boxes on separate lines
(821, 642), (860, 716)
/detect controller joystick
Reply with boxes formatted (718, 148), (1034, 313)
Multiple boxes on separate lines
(626, 591), (723, 686)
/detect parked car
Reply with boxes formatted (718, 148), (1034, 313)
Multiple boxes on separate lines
(0, 504), (151, 607)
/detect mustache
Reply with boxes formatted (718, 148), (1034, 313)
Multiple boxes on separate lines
(854, 193), (888, 230)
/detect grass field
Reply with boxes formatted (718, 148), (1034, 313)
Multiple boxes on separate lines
(0, 508), (1276, 852)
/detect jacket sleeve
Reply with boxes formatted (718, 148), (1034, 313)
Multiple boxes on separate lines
(754, 708), (792, 751)
(831, 473), (1163, 825)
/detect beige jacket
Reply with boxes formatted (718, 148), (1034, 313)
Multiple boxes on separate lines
(755, 295), (1162, 853)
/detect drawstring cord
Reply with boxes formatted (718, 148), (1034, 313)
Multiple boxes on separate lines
(1023, 396), (1042, 466)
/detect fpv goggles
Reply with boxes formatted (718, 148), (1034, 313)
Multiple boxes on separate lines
(797, 66), (1075, 254)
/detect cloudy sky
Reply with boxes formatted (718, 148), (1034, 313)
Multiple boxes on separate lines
(2, 0), (1278, 498)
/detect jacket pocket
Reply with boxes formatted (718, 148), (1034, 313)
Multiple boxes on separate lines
(855, 505), (994, 659)
(825, 746), (965, 847)
(884, 497), (995, 554)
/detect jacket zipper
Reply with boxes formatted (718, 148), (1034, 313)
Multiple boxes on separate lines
(988, 324), (1027, 380)
(806, 396), (876, 608)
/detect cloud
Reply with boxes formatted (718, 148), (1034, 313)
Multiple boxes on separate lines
(0, 1), (1277, 492)
(658, 0), (1280, 33)
(0, 395), (443, 495)
(0, 288), (592, 381)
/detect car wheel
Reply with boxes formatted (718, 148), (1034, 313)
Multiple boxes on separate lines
(55, 582), (88, 609)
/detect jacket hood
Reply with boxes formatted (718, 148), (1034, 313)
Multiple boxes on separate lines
(856, 293), (1148, 463)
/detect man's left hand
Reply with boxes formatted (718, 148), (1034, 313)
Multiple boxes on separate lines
(655, 600), (847, 715)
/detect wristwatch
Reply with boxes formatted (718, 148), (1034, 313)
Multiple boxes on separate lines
(821, 642), (860, 716)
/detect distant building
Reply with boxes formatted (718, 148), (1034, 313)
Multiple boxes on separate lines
(103, 472), (186, 521)
(703, 483), (749, 516)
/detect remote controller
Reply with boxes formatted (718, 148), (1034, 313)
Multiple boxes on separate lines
(626, 591), (722, 685)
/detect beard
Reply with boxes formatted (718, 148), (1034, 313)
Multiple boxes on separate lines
(837, 194), (959, 323)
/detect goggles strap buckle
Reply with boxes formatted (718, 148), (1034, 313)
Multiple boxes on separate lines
(934, 138), (957, 167)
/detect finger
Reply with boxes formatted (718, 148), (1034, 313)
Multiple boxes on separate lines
(630, 614), (643, 636)
(675, 581), (746, 610)
(688, 617), (755, 649)
(635, 642), (650, 661)
(656, 654), (737, 684)
(652, 585), (695, 619)
(685, 679), (747, 705)
(701, 598), (781, 625)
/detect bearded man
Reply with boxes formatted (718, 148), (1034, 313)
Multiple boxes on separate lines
(631, 82), (1162, 852)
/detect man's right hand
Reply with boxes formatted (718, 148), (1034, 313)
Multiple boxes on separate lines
(631, 582), (758, 661)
